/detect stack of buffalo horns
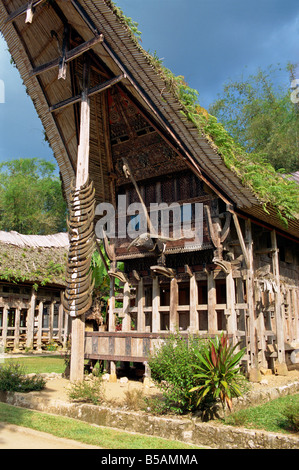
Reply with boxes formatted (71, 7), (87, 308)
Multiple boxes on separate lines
(62, 178), (96, 317)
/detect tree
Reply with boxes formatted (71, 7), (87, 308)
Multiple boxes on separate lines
(0, 158), (67, 234)
(209, 65), (299, 173)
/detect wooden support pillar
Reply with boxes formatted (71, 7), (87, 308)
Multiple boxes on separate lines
(58, 302), (64, 343)
(37, 300), (43, 351)
(108, 276), (116, 332)
(271, 230), (286, 370)
(189, 274), (199, 332)
(169, 277), (179, 332)
(2, 305), (8, 349)
(245, 219), (258, 372)
(254, 281), (267, 368)
(137, 278), (145, 332)
(226, 271), (237, 344)
(207, 272), (217, 334)
(63, 307), (69, 349)
(13, 307), (20, 351)
(291, 288), (299, 340)
(122, 282), (131, 331)
(49, 300), (54, 342)
(70, 61), (90, 383)
(26, 287), (36, 349)
(152, 276), (160, 332)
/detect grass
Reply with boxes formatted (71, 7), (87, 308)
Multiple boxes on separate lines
(2, 355), (66, 374)
(222, 393), (299, 435)
(0, 402), (203, 449)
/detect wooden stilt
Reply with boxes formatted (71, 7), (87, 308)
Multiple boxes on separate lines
(271, 230), (287, 372)
(26, 287), (36, 349)
(70, 62), (90, 383)
(137, 278), (145, 332)
(2, 305), (8, 349)
(37, 300), (43, 351)
(207, 272), (217, 334)
(226, 271), (237, 344)
(291, 288), (299, 341)
(169, 277), (179, 332)
(122, 282), (131, 331)
(189, 274), (199, 332)
(49, 300), (54, 342)
(245, 219), (258, 373)
(108, 275), (116, 332)
(152, 276), (160, 332)
(58, 302), (64, 343)
(254, 281), (267, 368)
(13, 307), (20, 351)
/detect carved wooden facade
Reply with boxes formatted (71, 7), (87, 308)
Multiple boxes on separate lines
(0, 0), (298, 379)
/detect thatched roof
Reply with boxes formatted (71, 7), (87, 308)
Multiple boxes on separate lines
(0, 0), (298, 240)
(0, 231), (68, 286)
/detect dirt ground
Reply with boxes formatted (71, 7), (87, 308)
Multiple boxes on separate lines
(29, 369), (299, 406)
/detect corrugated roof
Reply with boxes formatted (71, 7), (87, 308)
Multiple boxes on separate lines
(0, 231), (69, 248)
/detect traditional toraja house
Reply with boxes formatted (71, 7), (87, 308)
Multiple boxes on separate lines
(0, 230), (69, 350)
(0, 1), (298, 382)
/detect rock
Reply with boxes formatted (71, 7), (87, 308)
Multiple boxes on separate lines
(109, 373), (117, 383)
(274, 363), (288, 376)
(260, 379), (269, 385)
(119, 377), (129, 386)
(249, 368), (262, 383)
(102, 373), (110, 382)
(259, 367), (272, 376)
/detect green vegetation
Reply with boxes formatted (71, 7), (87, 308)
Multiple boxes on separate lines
(223, 394), (299, 435)
(0, 362), (46, 392)
(209, 64), (299, 173)
(148, 332), (212, 415)
(0, 402), (202, 449)
(189, 334), (247, 411)
(148, 332), (247, 416)
(68, 377), (104, 406)
(0, 158), (67, 234)
(2, 356), (65, 374)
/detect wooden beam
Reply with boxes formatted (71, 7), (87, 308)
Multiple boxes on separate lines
(271, 230), (286, 366)
(49, 74), (124, 113)
(13, 308), (20, 351)
(70, 59), (90, 383)
(137, 278), (145, 332)
(245, 219), (258, 371)
(207, 272), (217, 334)
(169, 277), (179, 332)
(4, 0), (44, 24)
(189, 274), (199, 332)
(152, 277), (160, 332)
(30, 34), (104, 78)
(232, 213), (250, 269)
(26, 287), (36, 349)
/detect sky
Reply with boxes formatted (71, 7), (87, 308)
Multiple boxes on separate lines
(0, 0), (298, 169)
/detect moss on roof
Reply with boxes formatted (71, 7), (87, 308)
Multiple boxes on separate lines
(0, 242), (67, 287)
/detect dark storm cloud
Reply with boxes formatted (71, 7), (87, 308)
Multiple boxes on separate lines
(0, 0), (298, 160)
(117, 0), (299, 107)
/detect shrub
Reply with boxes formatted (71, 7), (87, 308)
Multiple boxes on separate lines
(189, 333), (247, 412)
(0, 362), (46, 392)
(148, 332), (208, 414)
(68, 377), (104, 405)
(284, 402), (299, 432)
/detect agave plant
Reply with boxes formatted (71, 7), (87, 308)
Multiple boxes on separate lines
(189, 333), (246, 411)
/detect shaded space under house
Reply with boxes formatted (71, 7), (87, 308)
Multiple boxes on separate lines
(0, 0), (298, 381)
